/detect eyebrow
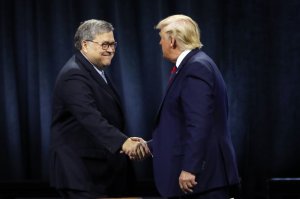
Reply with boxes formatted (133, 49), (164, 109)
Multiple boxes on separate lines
(101, 40), (116, 43)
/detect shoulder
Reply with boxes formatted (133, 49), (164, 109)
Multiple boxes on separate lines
(182, 51), (217, 86)
(184, 51), (215, 75)
(189, 50), (216, 68)
(56, 55), (90, 83)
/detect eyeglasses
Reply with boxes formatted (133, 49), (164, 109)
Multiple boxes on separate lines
(86, 40), (117, 50)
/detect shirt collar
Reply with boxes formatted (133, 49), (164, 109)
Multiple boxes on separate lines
(175, 49), (191, 68)
(80, 51), (107, 84)
(80, 52), (104, 72)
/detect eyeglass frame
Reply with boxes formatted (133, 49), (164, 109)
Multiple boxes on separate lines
(85, 40), (117, 50)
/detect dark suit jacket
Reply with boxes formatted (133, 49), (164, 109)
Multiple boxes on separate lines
(49, 51), (130, 195)
(150, 49), (240, 197)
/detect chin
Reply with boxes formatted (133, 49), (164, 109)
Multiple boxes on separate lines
(102, 62), (111, 67)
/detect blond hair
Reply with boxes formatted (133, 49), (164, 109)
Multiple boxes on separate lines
(155, 14), (203, 50)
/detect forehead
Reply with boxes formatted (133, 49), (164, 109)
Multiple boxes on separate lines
(94, 31), (115, 42)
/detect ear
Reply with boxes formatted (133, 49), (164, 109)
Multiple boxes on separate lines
(81, 40), (88, 52)
(170, 37), (177, 49)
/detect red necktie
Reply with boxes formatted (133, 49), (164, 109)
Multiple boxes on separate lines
(169, 66), (177, 84)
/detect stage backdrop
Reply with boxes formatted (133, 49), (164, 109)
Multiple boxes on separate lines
(1, 0), (300, 198)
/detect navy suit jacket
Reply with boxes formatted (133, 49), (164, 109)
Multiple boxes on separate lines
(49, 51), (130, 195)
(151, 49), (240, 197)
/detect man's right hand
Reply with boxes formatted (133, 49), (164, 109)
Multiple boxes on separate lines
(122, 138), (139, 156)
(121, 137), (152, 160)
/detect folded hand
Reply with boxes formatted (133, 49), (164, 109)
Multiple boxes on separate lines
(179, 170), (197, 193)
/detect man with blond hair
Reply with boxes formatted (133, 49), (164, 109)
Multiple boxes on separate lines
(147, 14), (240, 198)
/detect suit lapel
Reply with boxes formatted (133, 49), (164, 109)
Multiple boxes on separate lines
(75, 51), (122, 107)
(104, 73), (123, 106)
(154, 49), (201, 123)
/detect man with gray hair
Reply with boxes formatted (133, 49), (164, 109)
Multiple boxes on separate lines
(50, 19), (143, 198)
(143, 14), (240, 198)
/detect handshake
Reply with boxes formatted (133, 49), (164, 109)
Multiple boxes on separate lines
(121, 137), (152, 160)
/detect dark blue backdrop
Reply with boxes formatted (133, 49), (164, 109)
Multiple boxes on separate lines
(1, 0), (300, 198)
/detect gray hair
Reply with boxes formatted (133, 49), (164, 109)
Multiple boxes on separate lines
(74, 19), (114, 50)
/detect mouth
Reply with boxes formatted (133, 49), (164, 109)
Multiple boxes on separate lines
(102, 52), (114, 56)
(103, 55), (113, 60)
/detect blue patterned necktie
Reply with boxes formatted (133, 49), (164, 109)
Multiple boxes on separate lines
(99, 70), (107, 84)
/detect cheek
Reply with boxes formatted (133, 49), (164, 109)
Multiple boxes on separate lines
(162, 44), (167, 52)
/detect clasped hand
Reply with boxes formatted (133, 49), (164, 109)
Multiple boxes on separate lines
(121, 137), (152, 160)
